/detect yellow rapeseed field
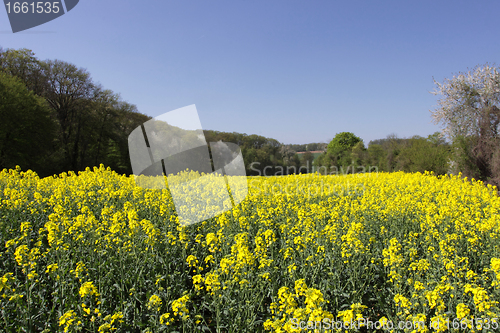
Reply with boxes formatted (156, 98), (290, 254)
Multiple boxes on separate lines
(1, 165), (500, 332)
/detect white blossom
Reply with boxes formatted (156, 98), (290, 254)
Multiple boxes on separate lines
(430, 64), (500, 140)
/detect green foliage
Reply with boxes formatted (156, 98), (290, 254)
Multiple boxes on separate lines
(204, 130), (284, 175)
(312, 131), (448, 176)
(395, 134), (451, 175)
(350, 141), (366, 168)
(0, 48), (44, 94)
(0, 72), (57, 175)
(366, 144), (387, 171)
(0, 47), (461, 179)
(300, 151), (314, 171)
(0, 47), (151, 177)
(449, 135), (481, 178)
(327, 132), (362, 158)
(361, 133), (452, 175)
(312, 152), (334, 175)
(431, 64), (500, 186)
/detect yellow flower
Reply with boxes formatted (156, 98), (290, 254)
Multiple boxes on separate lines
(0, 273), (14, 293)
(172, 295), (190, 319)
(186, 255), (199, 267)
(8, 294), (23, 302)
(59, 310), (80, 332)
(45, 263), (58, 274)
(70, 261), (87, 279)
(456, 303), (470, 319)
(147, 294), (162, 312)
(394, 294), (411, 308)
(79, 281), (99, 299)
(160, 312), (174, 325)
(192, 274), (204, 291)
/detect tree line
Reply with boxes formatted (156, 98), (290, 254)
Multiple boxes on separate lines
(312, 131), (451, 176)
(1, 47), (498, 187)
(0, 47), (329, 178)
(0, 47), (151, 177)
(312, 63), (500, 189)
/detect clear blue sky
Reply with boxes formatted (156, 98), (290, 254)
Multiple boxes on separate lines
(1, 0), (499, 145)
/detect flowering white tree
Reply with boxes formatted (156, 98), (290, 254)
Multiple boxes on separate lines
(430, 64), (500, 140)
(430, 64), (500, 185)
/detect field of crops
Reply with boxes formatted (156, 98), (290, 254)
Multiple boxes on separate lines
(1, 165), (500, 332)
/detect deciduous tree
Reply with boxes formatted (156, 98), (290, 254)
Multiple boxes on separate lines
(431, 64), (500, 185)
(0, 72), (56, 173)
